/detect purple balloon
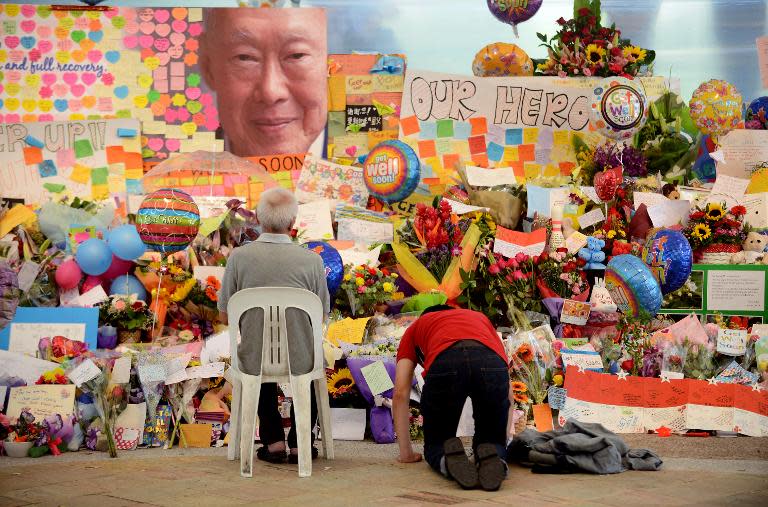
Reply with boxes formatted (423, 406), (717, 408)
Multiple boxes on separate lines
(487, 0), (543, 25)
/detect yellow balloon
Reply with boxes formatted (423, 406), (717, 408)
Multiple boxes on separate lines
(689, 79), (742, 139)
(472, 42), (534, 77)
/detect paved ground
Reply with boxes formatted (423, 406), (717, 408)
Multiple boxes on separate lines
(1, 437), (766, 506)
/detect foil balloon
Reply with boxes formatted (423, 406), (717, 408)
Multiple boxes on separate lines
(136, 189), (200, 255)
(642, 229), (692, 295)
(746, 96), (768, 129)
(605, 254), (662, 317)
(593, 166), (623, 202)
(689, 79), (742, 139)
(304, 241), (344, 297)
(591, 77), (648, 140)
(363, 140), (420, 204)
(486, 0), (543, 35)
(472, 42), (534, 77)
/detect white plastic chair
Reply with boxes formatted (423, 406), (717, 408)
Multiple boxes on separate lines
(226, 287), (333, 478)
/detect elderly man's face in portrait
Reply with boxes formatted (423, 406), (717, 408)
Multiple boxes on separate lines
(201, 9), (328, 157)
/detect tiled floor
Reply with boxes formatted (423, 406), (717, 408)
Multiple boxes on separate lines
(0, 438), (766, 506)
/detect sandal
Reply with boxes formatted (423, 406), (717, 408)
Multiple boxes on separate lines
(288, 446), (319, 464)
(443, 437), (478, 489)
(256, 445), (286, 464)
(475, 443), (506, 491)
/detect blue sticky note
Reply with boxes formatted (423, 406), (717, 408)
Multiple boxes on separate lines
(419, 121), (437, 140)
(126, 179), (144, 195)
(453, 121), (472, 140)
(505, 128), (523, 145)
(38, 159), (57, 178)
(117, 128), (137, 138)
(25, 135), (44, 148)
(526, 185), (548, 219)
(0, 307), (99, 352)
(487, 142), (504, 162)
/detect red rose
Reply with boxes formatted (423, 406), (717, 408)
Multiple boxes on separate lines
(488, 263), (501, 275)
(609, 63), (625, 74)
(368, 267), (377, 276)
(610, 46), (623, 57)
(132, 301), (144, 310)
(578, 7), (592, 17)
(690, 211), (705, 220)
(557, 16), (567, 25)
(620, 359), (634, 372)
(381, 268), (390, 276)
(366, 278), (374, 286)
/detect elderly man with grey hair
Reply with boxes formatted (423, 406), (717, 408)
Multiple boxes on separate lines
(218, 187), (330, 464)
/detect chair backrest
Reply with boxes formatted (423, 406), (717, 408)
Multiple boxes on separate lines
(227, 287), (324, 378)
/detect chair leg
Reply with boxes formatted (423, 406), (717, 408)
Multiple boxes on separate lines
(227, 378), (242, 461)
(239, 375), (261, 478)
(313, 378), (334, 460)
(290, 376), (313, 478)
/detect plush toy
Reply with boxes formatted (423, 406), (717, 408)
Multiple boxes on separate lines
(661, 183), (680, 200)
(578, 237), (607, 269)
(730, 232), (768, 264)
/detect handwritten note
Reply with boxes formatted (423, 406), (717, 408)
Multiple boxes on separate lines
(9, 323), (85, 357)
(74, 285), (108, 308)
(577, 208), (605, 229)
(648, 200), (691, 228)
(16, 261), (40, 293)
(111, 356), (132, 385)
(6, 385), (76, 419)
(185, 362), (225, 380)
(360, 360), (394, 396)
(716, 129), (768, 182)
(547, 386), (567, 410)
(706, 174), (750, 209)
(68, 358), (102, 387)
(706, 270), (765, 312)
(326, 318), (370, 346)
(580, 186), (601, 204)
(465, 165), (517, 187)
(560, 349), (603, 372)
(564, 231), (588, 254)
(337, 218), (393, 244)
(493, 227), (546, 258)
(296, 199), (335, 241)
(717, 328), (748, 356)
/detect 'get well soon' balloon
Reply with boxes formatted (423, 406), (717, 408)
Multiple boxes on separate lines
(363, 140), (420, 204)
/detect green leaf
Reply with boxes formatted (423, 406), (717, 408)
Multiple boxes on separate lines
(536, 32), (548, 43)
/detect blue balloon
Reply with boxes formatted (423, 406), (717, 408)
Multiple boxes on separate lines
(109, 275), (148, 302)
(75, 238), (112, 276)
(747, 96), (768, 120)
(643, 229), (693, 295)
(107, 225), (146, 261)
(605, 254), (662, 317)
(304, 241), (344, 296)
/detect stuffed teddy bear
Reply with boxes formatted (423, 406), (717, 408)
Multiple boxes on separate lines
(730, 231), (768, 264)
(578, 236), (606, 269)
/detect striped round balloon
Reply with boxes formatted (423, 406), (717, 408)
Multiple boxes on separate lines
(136, 189), (200, 255)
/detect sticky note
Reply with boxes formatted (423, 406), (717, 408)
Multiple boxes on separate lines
(435, 138), (452, 155)
(419, 121), (437, 140)
(436, 119), (454, 138)
(91, 167), (108, 185)
(487, 142), (504, 162)
(43, 183), (66, 193)
(523, 128), (539, 144)
(503, 146), (519, 162)
(505, 128), (523, 145)
(24, 135), (44, 148)
(126, 180), (144, 195)
(69, 164), (91, 184)
(468, 135), (486, 155)
(418, 140), (437, 158)
(553, 130), (570, 145)
(518, 144), (536, 162)
(91, 184), (109, 201)
(117, 128), (137, 138)
(38, 160), (57, 178)
(328, 75), (347, 112)
(443, 153), (460, 170)
(470, 117), (488, 135)
(74, 139), (94, 158)
(56, 149), (75, 168)
(23, 146), (43, 165)
(453, 122), (472, 140)
(400, 116), (420, 136)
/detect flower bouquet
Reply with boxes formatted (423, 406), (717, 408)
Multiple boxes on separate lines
(326, 367), (363, 408)
(98, 295), (152, 344)
(485, 251), (540, 315)
(393, 200), (482, 301)
(338, 264), (399, 317)
(534, 250), (590, 302)
(509, 380), (530, 435)
(2, 410), (43, 457)
(507, 332), (554, 430)
(135, 259), (197, 338)
(684, 203), (746, 263)
(535, 0), (655, 78)
(171, 275), (223, 339)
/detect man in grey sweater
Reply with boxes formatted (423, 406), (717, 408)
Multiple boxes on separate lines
(218, 188), (330, 464)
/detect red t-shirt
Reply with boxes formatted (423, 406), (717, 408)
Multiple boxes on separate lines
(396, 308), (508, 376)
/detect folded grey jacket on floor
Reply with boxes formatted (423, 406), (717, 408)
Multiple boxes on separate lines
(506, 420), (663, 474)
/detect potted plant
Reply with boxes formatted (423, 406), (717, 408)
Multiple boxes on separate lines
(2, 410), (43, 457)
(98, 295), (152, 344)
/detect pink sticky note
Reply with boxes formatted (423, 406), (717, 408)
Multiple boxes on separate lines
(57, 149), (75, 168)
(170, 75), (185, 91)
(74, 232), (91, 244)
(154, 78), (169, 94)
(170, 62), (185, 77)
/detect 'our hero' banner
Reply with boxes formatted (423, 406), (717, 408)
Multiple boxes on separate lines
(398, 69), (670, 183)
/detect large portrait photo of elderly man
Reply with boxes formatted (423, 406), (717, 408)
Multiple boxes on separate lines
(200, 8), (328, 157)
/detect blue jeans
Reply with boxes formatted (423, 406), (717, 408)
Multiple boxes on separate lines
(421, 342), (510, 473)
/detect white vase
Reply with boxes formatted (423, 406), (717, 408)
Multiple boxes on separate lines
(3, 441), (33, 457)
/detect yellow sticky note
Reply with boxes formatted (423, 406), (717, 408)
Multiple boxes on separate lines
(345, 75), (374, 95)
(125, 168), (144, 180)
(543, 164), (560, 177)
(188, 8), (203, 22)
(503, 146), (519, 162)
(91, 184), (109, 201)
(326, 317), (370, 346)
(212, 175), (224, 185)
(142, 121), (167, 135)
(524, 163), (542, 180)
(553, 130), (570, 145)
(328, 75), (346, 112)
(122, 136), (141, 154)
(70, 164), (91, 184)
(108, 174), (127, 192)
(451, 140), (471, 160)
(523, 128), (539, 144)
(373, 74), (404, 93)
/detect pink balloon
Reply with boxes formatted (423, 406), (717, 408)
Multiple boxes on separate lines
(81, 275), (103, 294)
(101, 255), (134, 280)
(55, 259), (82, 290)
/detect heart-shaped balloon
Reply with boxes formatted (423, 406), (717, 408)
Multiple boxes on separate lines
(594, 166), (623, 202)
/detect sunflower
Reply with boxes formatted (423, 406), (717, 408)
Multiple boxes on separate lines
(511, 381), (528, 393)
(327, 368), (355, 396)
(515, 343), (534, 363)
(705, 203), (725, 221)
(585, 44), (606, 64)
(622, 45), (647, 62)
(513, 393), (530, 404)
(692, 223), (712, 241)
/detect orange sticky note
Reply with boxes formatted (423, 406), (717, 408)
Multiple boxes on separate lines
(400, 116), (420, 137)
(559, 161), (576, 176)
(418, 140), (437, 158)
(470, 117), (488, 136)
(106, 145), (124, 164)
(328, 74), (347, 112)
(518, 144), (535, 162)
(23, 147), (43, 165)
(471, 153), (489, 168)
(442, 153), (460, 170)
